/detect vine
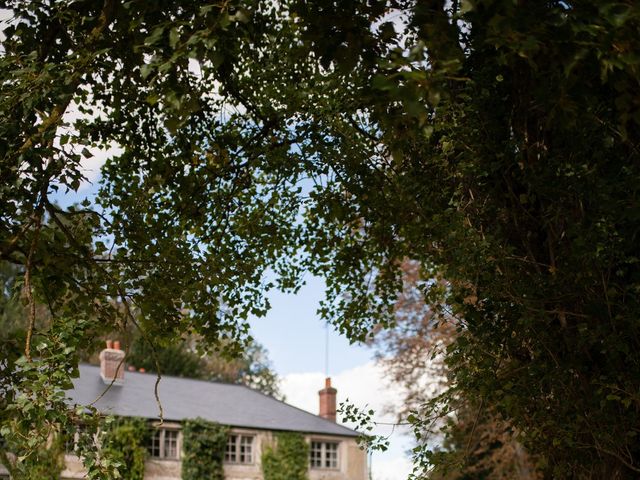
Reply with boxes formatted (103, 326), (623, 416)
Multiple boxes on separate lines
(101, 417), (149, 480)
(181, 418), (228, 480)
(262, 432), (309, 480)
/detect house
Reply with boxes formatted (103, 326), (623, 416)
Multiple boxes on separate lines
(38, 341), (367, 480)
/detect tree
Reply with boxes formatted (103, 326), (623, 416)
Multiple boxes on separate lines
(289, 2), (640, 477)
(2, 0), (640, 478)
(127, 336), (283, 397)
(372, 261), (541, 480)
(1, 0), (309, 474)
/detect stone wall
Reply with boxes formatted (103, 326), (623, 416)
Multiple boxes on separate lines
(47, 428), (368, 480)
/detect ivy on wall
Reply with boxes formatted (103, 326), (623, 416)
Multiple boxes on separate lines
(101, 417), (149, 480)
(262, 432), (309, 480)
(181, 418), (228, 480)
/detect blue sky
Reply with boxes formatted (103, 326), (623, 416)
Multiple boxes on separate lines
(249, 274), (371, 375)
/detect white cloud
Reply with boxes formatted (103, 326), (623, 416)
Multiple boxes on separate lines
(282, 362), (403, 420)
(373, 454), (414, 480)
(281, 362), (415, 480)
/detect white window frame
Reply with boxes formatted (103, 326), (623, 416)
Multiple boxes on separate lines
(310, 439), (340, 470)
(149, 424), (181, 460)
(224, 433), (256, 464)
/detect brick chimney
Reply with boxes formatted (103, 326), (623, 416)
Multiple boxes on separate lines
(319, 377), (337, 422)
(99, 339), (125, 385)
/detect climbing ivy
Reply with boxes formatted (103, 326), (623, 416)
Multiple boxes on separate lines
(262, 432), (309, 480)
(181, 418), (228, 480)
(101, 417), (149, 480)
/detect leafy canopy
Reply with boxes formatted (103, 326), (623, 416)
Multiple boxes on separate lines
(1, 0), (640, 478)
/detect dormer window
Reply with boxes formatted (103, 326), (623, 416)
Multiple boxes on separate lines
(310, 440), (339, 469)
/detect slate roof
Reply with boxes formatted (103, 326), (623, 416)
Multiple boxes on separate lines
(66, 364), (358, 437)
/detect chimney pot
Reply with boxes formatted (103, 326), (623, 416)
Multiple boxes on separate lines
(99, 340), (125, 385)
(319, 377), (337, 422)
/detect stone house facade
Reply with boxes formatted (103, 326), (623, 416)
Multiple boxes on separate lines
(1, 342), (367, 480)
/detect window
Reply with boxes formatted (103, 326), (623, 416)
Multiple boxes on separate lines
(225, 434), (254, 464)
(310, 440), (339, 469)
(149, 428), (180, 460)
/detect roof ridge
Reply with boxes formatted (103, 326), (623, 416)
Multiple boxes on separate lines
(78, 362), (249, 387)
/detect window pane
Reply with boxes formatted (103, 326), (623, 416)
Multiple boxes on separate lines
(225, 435), (238, 462)
(310, 441), (323, 467)
(240, 435), (253, 463)
(149, 430), (161, 457)
(326, 442), (338, 468)
(164, 430), (178, 459)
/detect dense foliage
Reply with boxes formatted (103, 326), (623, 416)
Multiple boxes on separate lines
(1, 0), (640, 478)
(101, 417), (149, 480)
(0, 431), (64, 480)
(1, 0), (300, 473)
(295, 2), (640, 477)
(261, 432), (309, 480)
(0, 263), (26, 461)
(371, 261), (541, 479)
(181, 418), (228, 480)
